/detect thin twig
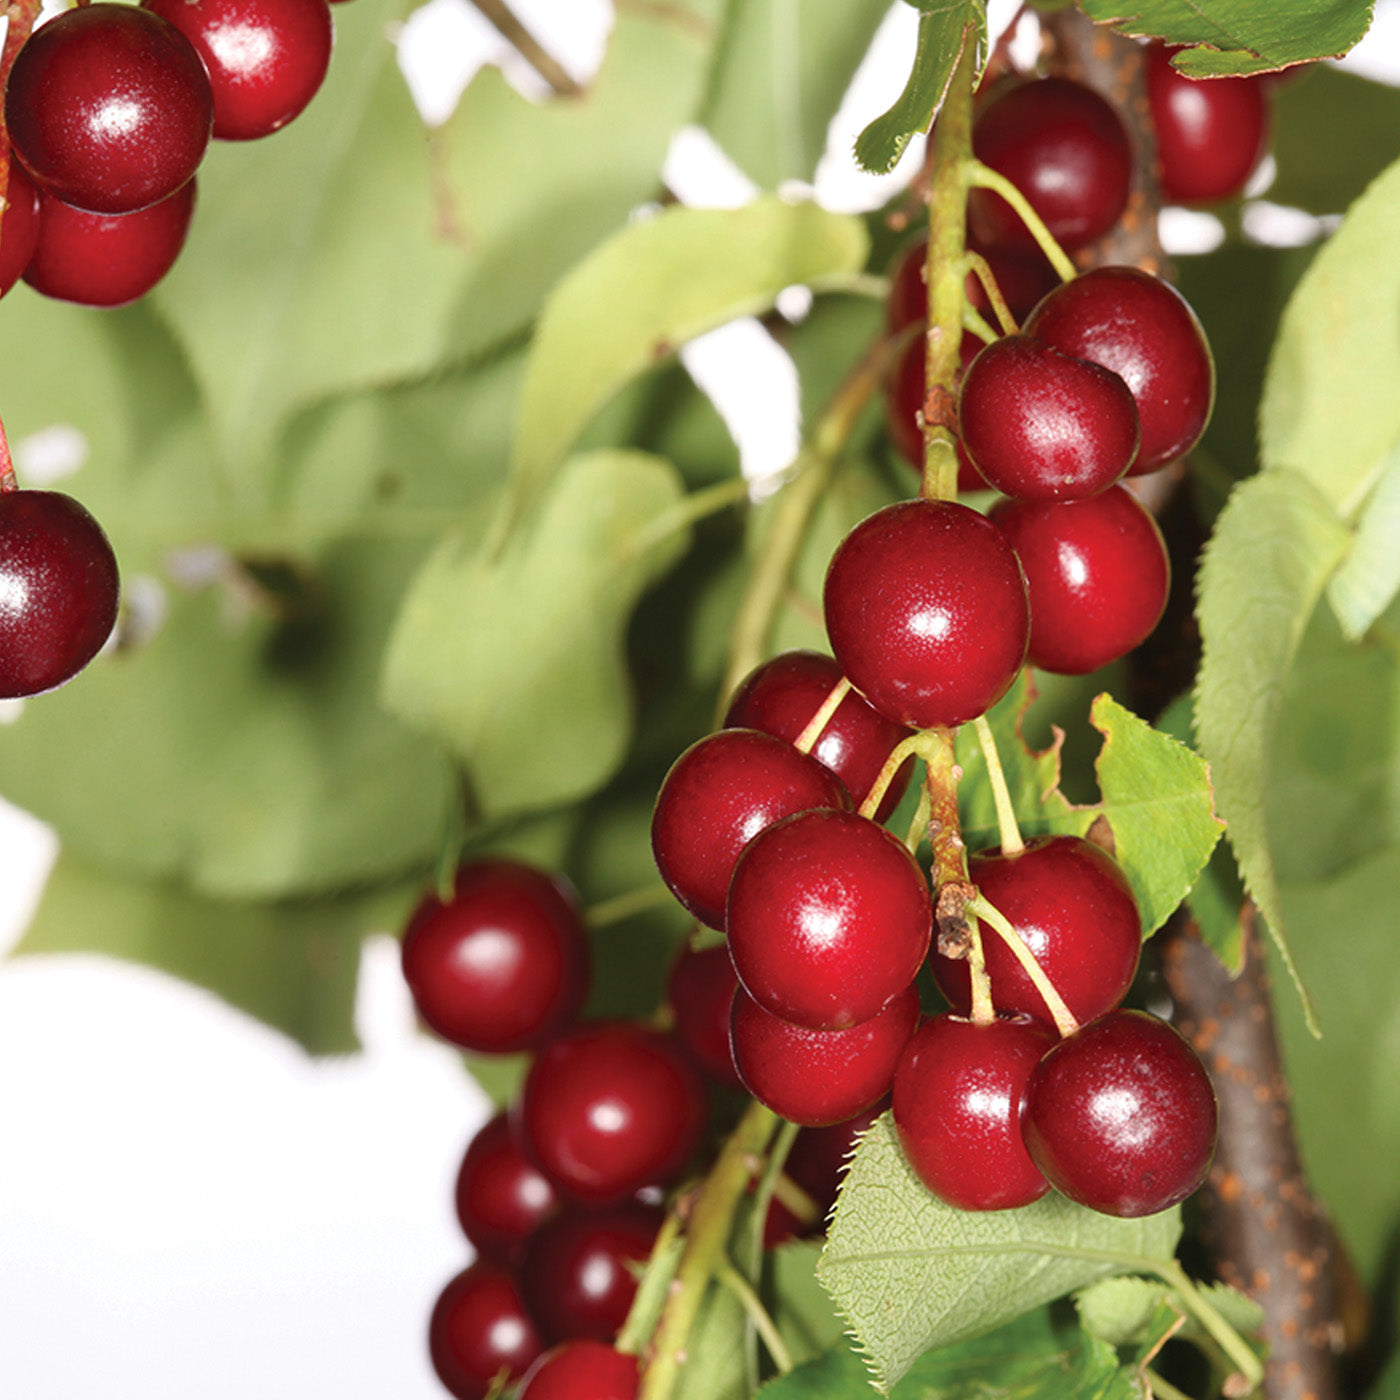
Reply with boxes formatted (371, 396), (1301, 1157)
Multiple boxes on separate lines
(468, 0), (583, 98)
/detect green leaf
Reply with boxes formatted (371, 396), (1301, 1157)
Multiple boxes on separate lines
(701, 0), (892, 188)
(1076, 0), (1374, 76)
(382, 450), (693, 821)
(1261, 152), (1400, 518)
(771, 1239), (847, 1366)
(1194, 470), (1351, 1027)
(1327, 442), (1400, 639)
(674, 1280), (749, 1400)
(816, 1115), (1181, 1392)
(854, 6), (988, 175)
(1075, 1277), (1171, 1348)
(507, 199), (869, 522)
(15, 853), (410, 1055)
(152, 0), (727, 469)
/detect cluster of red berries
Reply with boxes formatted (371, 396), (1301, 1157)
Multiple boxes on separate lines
(0, 0), (336, 307)
(396, 857), (883, 1397)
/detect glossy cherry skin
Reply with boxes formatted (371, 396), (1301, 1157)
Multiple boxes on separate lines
(1023, 1009), (1218, 1217)
(932, 835), (1141, 1029)
(724, 649), (915, 820)
(729, 983), (919, 1127)
(0, 490), (120, 700)
(823, 499), (1029, 731)
(0, 162), (41, 297)
(969, 76), (1132, 254)
(399, 858), (589, 1054)
(959, 335), (1140, 500)
(651, 728), (851, 931)
(428, 1261), (545, 1400)
(514, 1022), (706, 1206)
(727, 808), (931, 1031)
(520, 1204), (661, 1343)
(893, 1013), (1056, 1210)
(1024, 266), (1215, 475)
(991, 486), (1171, 675)
(454, 1113), (560, 1266)
(666, 942), (743, 1089)
(763, 1103), (883, 1246)
(24, 180), (196, 308)
(144, 0), (334, 141)
(519, 1341), (640, 1400)
(1145, 44), (1269, 205)
(6, 4), (213, 214)
(884, 331), (988, 491)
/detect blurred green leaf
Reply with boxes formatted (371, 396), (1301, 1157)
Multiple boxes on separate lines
(702, 0), (891, 188)
(817, 1114), (1181, 1391)
(15, 853), (411, 1054)
(771, 1239), (847, 1366)
(1327, 442), (1400, 640)
(1077, 0), (1373, 75)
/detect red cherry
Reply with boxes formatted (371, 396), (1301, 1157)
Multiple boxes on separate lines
(723, 649), (915, 820)
(823, 499), (1029, 731)
(729, 983), (919, 1128)
(763, 1103), (883, 1246)
(6, 4), (212, 214)
(931, 835), (1141, 1030)
(0, 162), (41, 297)
(727, 808), (931, 1031)
(518, 1341), (640, 1400)
(399, 858), (589, 1054)
(1024, 266), (1215, 475)
(893, 1012), (1055, 1211)
(519, 1204), (661, 1343)
(514, 1022), (706, 1206)
(24, 180), (196, 308)
(1023, 1009), (1218, 1217)
(0, 490), (120, 700)
(886, 234), (1058, 334)
(144, 0), (335, 141)
(1145, 43), (1269, 205)
(454, 1113), (560, 1267)
(991, 485), (1171, 676)
(969, 76), (1132, 254)
(959, 335), (1140, 500)
(428, 1262), (545, 1400)
(666, 942), (743, 1089)
(650, 728), (851, 931)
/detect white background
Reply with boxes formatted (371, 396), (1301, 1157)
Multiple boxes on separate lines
(2, 2), (1399, 1395)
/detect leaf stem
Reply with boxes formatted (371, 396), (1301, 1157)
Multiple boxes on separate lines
(965, 160), (1078, 282)
(584, 884), (673, 929)
(716, 1261), (794, 1375)
(966, 892), (1079, 1037)
(1155, 1258), (1265, 1393)
(1145, 1369), (1195, 1400)
(973, 713), (1024, 855)
(962, 251), (1019, 334)
(793, 677), (852, 755)
(631, 475), (751, 556)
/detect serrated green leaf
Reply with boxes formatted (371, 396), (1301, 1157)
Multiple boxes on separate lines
(816, 1115), (1181, 1392)
(702, 0), (891, 188)
(1327, 442), (1400, 639)
(15, 853), (411, 1054)
(854, 6), (988, 175)
(1261, 152), (1400, 518)
(1194, 470), (1350, 1029)
(1076, 1277), (1170, 1348)
(382, 450), (692, 821)
(1077, 0), (1373, 76)
(507, 199), (869, 523)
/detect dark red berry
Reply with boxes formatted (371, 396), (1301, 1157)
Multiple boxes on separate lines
(143, 0), (334, 141)
(24, 179), (196, 307)
(666, 942), (743, 1089)
(519, 1341), (640, 1400)
(651, 728), (851, 931)
(894, 1013), (1055, 1211)
(6, 4), (213, 214)
(723, 649), (915, 820)
(883, 331), (988, 491)
(729, 983), (919, 1128)
(1024, 266), (1215, 475)
(1023, 1009), (1218, 1217)
(886, 234), (1058, 334)
(0, 489), (120, 700)
(514, 1022), (706, 1206)
(932, 835), (1141, 1029)
(1145, 43), (1269, 205)
(428, 1262), (545, 1400)
(969, 77), (1132, 254)
(763, 1103), (883, 1246)
(823, 499), (1029, 731)
(727, 808), (931, 1031)
(519, 1204), (661, 1343)
(0, 161), (41, 297)
(959, 335), (1140, 499)
(991, 485), (1170, 675)
(454, 1113), (560, 1267)
(400, 858), (589, 1054)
